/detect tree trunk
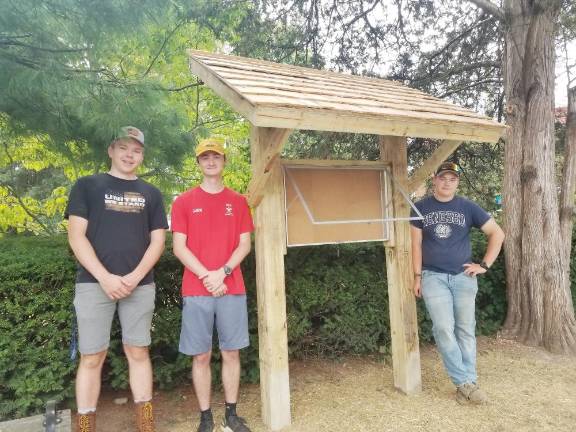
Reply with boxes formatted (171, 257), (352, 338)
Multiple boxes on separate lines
(502, 0), (576, 354)
(560, 87), (576, 290)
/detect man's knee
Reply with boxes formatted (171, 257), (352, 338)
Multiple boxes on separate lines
(193, 350), (212, 367)
(123, 345), (150, 363)
(433, 321), (456, 342)
(79, 350), (107, 370)
(221, 349), (240, 364)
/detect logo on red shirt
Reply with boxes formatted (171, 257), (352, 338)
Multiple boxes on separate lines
(225, 203), (233, 216)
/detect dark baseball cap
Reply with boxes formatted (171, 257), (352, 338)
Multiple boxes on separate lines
(435, 162), (460, 176)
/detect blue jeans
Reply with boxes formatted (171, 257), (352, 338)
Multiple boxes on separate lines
(421, 270), (478, 386)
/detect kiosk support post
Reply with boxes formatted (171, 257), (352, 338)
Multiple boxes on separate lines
(251, 126), (292, 430)
(380, 135), (422, 395)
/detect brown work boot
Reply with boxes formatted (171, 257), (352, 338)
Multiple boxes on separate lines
(456, 383), (488, 405)
(76, 412), (96, 432)
(135, 400), (155, 432)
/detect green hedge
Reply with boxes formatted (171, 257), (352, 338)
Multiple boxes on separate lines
(0, 232), (508, 420)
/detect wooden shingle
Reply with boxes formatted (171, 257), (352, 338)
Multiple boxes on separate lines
(188, 50), (506, 143)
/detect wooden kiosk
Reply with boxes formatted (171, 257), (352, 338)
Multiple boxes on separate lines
(188, 50), (506, 431)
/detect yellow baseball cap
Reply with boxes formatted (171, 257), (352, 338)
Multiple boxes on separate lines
(195, 138), (226, 157)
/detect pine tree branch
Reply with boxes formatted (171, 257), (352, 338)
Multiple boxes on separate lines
(412, 61), (501, 84)
(0, 50), (41, 69)
(0, 33), (33, 40)
(437, 78), (502, 98)
(427, 16), (494, 64)
(343, 0), (380, 29)
(142, 18), (187, 77)
(159, 82), (203, 92)
(0, 38), (87, 53)
(466, 0), (505, 21)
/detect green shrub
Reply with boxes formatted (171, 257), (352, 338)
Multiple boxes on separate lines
(285, 244), (390, 357)
(0, 236), (76, 420)
(471, 230), (507, 334)
(0, 230), (511, 420)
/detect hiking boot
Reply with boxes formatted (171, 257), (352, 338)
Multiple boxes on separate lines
(135, 401), (155, 432)
(456, 382), (488, 405)
(221, 414), (251, 432)
(76, 412), (96, 432)
(197, 416), (215, 432)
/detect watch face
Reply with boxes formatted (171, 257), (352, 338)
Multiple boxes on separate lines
(224, 265), (232, 275)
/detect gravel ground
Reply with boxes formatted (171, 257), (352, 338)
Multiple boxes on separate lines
(96, 336), (576, 432)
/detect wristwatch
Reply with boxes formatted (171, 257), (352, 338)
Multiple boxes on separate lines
(223, 265), (232, 276)
(479, 261), (490, 271)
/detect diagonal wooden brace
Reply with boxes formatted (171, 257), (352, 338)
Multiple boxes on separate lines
(247, 128), (292, 207)
(407, 139), (463, 193)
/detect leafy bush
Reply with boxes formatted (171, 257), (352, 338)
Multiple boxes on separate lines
(471, 230), (507, 334)
(0, 231), (511, 420)
(0, 236), (76, 420)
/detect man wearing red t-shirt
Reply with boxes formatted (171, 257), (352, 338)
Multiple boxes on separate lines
(171, 138), (254, 432)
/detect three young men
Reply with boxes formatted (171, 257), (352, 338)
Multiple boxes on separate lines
(66, 131), (499, 432)
(171, 138), (254, 432)
(410, 161), (505, 404)
(66, 126), (168, 431)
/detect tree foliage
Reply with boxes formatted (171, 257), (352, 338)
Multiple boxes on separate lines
(0, 0), (259, 234)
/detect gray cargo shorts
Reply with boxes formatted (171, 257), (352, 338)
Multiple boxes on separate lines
(179, 294), (249, 356)
(73, 282), (155, 354)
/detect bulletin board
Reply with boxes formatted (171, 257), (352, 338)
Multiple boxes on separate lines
(283, 161), (392, 247)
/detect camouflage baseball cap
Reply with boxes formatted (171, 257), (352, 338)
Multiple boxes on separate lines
(117, 126), (145, 146)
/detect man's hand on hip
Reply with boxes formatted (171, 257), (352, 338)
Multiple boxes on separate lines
(463, 263), (487, 277)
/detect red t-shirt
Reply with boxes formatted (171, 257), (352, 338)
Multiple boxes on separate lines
(171, 186), (254, 296)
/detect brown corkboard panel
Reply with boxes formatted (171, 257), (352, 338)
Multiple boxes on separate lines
(284, 165), (390, 246)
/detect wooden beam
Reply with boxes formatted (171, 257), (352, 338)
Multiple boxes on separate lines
(380, 135), (422, 395)
(281, 159), (390, 169)
(251, 125), (291, 430)
(252, 106), (504, 143)
(407, 140), (463, 193)
(246, 128), (292, 208)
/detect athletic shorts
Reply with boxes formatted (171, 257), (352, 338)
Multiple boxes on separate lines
(73, 283), (155, 355)
(179, 295), (249, 356)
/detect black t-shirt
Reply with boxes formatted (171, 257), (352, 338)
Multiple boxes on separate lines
(410, 195), (491, 275)
(65, 173), (168, 284)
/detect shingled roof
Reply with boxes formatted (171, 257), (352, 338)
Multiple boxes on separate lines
(188, 50), (505, 143)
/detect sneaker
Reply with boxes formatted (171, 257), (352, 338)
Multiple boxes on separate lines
(456, 383), (488, 405)
(221, 414), (251, 432)
(197, 416), (215, 432)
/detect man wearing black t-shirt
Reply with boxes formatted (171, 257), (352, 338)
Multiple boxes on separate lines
(65, 126), (168, 432)
(410, 162), (504, 405)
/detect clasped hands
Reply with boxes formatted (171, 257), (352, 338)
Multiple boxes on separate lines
(200, 268), (228, 297)
(100, 268), (229, 300)
(99, 271), (142, 300)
